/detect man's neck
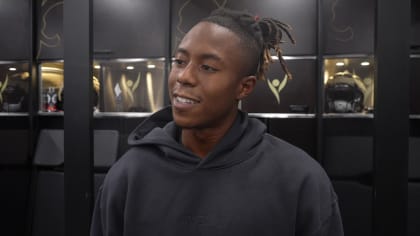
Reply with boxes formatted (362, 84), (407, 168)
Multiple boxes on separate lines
(180, 114), (238, 159)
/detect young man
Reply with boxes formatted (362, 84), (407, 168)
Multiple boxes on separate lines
(91, 8), (344, 236)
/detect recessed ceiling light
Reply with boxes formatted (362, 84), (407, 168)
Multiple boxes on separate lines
(94, 65), (101, 69)
(336, 62), (345, 67)
(147, 64), (156, 69)
(9, 67), (17, 71)
(126, 66), (135, 70)
(41, 66), (62, 72)
(360, 61), (370, 66)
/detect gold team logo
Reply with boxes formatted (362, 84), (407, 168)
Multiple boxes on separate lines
(266, 74), (288, 104)
(0, 75), (9, 104)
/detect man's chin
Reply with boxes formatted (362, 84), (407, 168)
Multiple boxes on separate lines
(172, 116), (195, 129)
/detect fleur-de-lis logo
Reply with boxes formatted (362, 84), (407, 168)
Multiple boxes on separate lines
(267, 74), (288, 104)
(329, 0), (354, 42)
(37, 0), (64, 59)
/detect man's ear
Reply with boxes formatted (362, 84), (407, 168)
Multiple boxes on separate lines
(237, 75), (257, 100)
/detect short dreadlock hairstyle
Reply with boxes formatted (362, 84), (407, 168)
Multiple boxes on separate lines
(201, 8), (295, 80)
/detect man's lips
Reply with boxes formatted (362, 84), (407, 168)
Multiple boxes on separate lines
(173, 93), (200, 104)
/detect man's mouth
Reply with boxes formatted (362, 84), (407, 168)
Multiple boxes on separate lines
(174, 95), (200, 104)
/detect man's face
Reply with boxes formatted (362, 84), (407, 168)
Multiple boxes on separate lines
(169, 21), (251, 130)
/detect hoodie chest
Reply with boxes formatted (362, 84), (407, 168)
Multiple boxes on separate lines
(122, 161), (299, 235)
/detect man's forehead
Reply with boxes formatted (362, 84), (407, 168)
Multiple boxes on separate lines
(181, 21), (240, 45)
(175, 21), (251, 74)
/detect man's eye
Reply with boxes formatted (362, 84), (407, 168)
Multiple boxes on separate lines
(201, 64), (218, 72)
(172, 59), (185, 66)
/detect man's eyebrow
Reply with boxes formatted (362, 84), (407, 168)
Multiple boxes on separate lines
(175, 48), (189, 56)
(175, 47), (222, 62)
(200, 53), (222, 62)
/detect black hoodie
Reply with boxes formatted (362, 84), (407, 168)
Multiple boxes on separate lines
(90, 107), (343, 236)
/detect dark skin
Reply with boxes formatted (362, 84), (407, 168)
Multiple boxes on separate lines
(168, 21), (257, 158)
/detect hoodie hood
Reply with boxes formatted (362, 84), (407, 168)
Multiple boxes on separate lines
(128, 106), (266, 169)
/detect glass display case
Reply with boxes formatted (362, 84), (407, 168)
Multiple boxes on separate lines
(98, 58), (166, 113)
(323, 56), (375, 115)
(38, 58), (166, 113)
(0, 61), (30, 113)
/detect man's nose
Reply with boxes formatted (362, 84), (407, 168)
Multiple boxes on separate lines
(176, 63), (197, 86)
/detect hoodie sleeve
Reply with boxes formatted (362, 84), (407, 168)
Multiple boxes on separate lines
(316, 199), (344, 236)
(90, 187), (105, 236)
(295, 167), (344, 236)
(90, 160), (128, 236)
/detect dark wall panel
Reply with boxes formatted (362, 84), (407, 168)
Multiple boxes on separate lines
(412, 0), (420, 50)
(93, 0), (169, 58)
(324, 118), (373, 136)
(324, 136), (373, 177)
(171, 0), (317, 55)
(333, 180), (372, 236)
(410, 58), (420, 114)
(0, 130), (29, 165)
(0, 0), (31, 60)
(323, 118), (373, 180)
(0, 116), (29, 165)
(0, 170), (31, 236)
(37, 0), (170, 59)
(267, 118), (316, 157)
(409, 137), (420, 180)
(408, 183), (420, 236)
(31, 171), (105, 236)
(411, 119), (420, 137)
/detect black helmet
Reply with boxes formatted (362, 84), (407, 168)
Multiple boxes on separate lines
(325, 71), (364, 113)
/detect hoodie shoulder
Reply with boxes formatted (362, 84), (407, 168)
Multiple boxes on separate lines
(262, 134), (317, 167)
(259, 134), (343, 235)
